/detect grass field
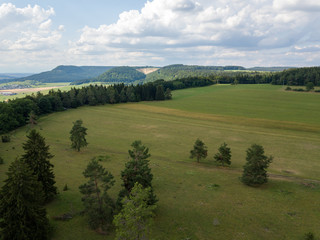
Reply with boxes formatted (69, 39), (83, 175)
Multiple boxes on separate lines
(0, 84), (319, 239)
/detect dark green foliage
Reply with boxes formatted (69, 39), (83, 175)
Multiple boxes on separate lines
(113, 183), (156, 240)
(306, 82), (315, 91)
(241, 144), (273, 186)
(271, 67), (320, 86)
(1, 135), (10, 142)
(0, 156), (3, 164)
(79, 158), (115, 232)
(155, 85), (165, 100)
(164, 88), (172, 100)
(117, 141), (157, 208)
(285, 86), (292, 91)
(190, 138), (208, 163)
(304, 232), (316, 240)
(214, 142), (231, 166)
(70, 119), (88, 152)
(94, 66), (146, 83)
(0, 159), (50, 240)
(21, 129), (57, 203)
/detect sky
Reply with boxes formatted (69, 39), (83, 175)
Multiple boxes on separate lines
(0, 0), (320, 73)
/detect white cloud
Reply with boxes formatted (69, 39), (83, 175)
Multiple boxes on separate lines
(0, 3), (63, 51)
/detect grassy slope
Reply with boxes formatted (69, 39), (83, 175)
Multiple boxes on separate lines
(0, 84), (319, 239)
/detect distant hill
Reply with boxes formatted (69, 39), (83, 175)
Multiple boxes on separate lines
(0, 73), (33, 82)
(14, 65), (114, 83)
(145, 64), (246, 82)
(72, 66), (147, 85)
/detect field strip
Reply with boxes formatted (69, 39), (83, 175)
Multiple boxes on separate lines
(114, 104), (320, 138)
(89, 105), (320, 142)
(0, 86), (60, 93)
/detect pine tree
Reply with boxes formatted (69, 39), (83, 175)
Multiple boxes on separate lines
(117, 141), (157, 208)
(70, 119), (88, 152)
(21, 129), (57, 203)
(79, 158), (115, 232)
(190, 138), (208, 163)
(241, 144), (273, 186)
(0, 159), (50, 240)
(164, 88), (172, 100)
(155, 85), (165, 100)
(113, 183), (156, 240)
(214, 142), (231, 166)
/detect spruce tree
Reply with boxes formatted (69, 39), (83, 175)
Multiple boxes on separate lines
(214, 142), (231, 166)
(79, 158), (115, 232)
(190, 138), (208, 163)
(155, 85), (165, 100)
(70, 119), (88, 152)
(0, 159), (50, 240)
(21, 129), (57, 203)
(117, 140), (157, 208)
(113, 183), (156, 240)
(241, 144), (273, 186)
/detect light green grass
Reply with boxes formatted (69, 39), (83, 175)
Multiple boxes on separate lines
(0, 84), (319, 239)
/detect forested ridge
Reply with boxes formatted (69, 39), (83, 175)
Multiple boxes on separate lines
(0, 77), (214, 134)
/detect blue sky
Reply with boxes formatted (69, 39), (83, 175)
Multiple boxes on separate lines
(0, 0), (320, 72)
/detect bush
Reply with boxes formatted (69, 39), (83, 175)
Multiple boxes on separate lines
(292, 88), (305, 92)
(0, 157), (4, 164)
(285, 86), (291, 91)
(304, 232), (315, 240)
(1, 135), (11, 143)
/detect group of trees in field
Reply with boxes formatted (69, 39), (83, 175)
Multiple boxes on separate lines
(190, 139), (272, 186)
(79, 140), (157, 238)
(0, 130), (57, 239)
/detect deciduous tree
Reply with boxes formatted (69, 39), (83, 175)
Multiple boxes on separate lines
(113, 183), (156, 240)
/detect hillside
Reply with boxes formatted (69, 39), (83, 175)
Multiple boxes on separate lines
(14, 65), (114, 83)
(92, 66), (146, 83)
(145, 64), (246, 82)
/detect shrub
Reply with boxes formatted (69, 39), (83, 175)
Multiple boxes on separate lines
(0, 157), (4, 164)
(285, 86), (291, 91)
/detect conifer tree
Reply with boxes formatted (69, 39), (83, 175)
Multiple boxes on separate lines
(190, 138), (208, 163)
(214, 142), (232, 166)
(79, 158), (115, 232)
(113, 183), (156, 240)
(21, 129), (57, 203)
(155, 85), (165, 100)
(0, 159), (50, 240)
(164, 88), (172, 100)
(70, 119), (88, 152)
(241, 144), (273, 186)
(117, 140), (157, 208)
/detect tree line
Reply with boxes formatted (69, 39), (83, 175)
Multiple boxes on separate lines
(0, 77), (214, 134)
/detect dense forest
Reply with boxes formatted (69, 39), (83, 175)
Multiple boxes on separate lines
(0, 77), (214, 134)
(72, 66), (147, 85)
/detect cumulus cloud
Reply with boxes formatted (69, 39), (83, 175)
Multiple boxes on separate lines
(0, 3), (63, 51)
(68, 0), (320, 67)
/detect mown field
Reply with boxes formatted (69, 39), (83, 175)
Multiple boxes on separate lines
(0, 84), (319, 239)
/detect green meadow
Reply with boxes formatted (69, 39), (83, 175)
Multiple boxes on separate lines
(1, 84), (319, 239)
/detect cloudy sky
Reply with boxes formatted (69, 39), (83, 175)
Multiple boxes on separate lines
(0, 0), (320, 72)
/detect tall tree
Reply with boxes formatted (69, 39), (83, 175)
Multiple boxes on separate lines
(113, 183), (156, 240)
(155, 85), (165, 100)
(0, 159), (50, 240)
(70, 119), (88, 152)
(241, 144), (273, 186)
(214, 142), (232, 166)
(79, 158), (115, 232)
(190, 138), (208, 163)
(117, 140), (157, 208)
(21, 129), (57, 203)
